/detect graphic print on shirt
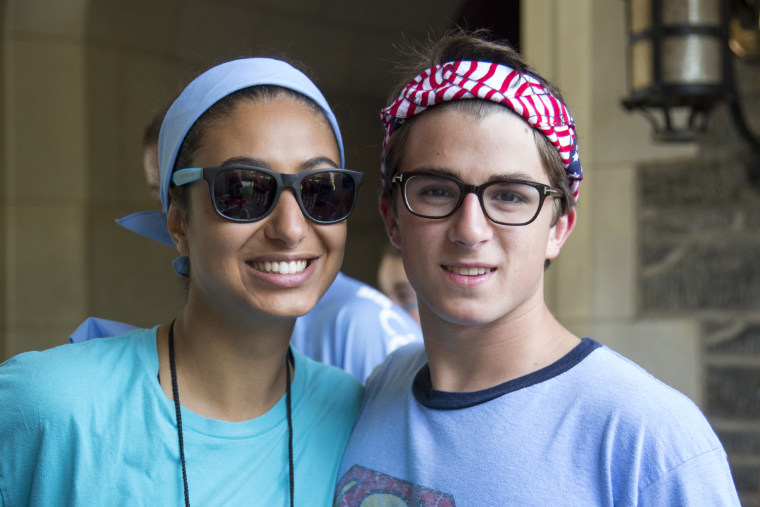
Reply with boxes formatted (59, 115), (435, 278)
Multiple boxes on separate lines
(335, 465), (455, 506)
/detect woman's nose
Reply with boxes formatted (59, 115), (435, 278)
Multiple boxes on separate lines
(264, 189), (308, 247)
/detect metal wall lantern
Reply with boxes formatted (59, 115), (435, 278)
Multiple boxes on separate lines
(621, 0), (760, 155)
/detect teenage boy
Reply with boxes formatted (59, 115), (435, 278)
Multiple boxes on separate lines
(335, 31), (739, 505)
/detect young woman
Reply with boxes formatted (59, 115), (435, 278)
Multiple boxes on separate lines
(0, 57), (364, 506)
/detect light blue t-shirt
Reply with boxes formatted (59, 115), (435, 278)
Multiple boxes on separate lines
(1, 327), (362, 506)
(336, 339), (740, 506)
(291, 272), (422, 383)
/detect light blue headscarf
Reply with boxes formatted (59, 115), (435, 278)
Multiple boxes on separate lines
(117, 58), (345, 276)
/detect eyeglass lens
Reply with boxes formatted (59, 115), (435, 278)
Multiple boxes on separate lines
(212, 168), (356, 223)
(403, 174), (545, 225)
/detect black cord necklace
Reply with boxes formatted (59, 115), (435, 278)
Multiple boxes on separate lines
(168, 321), (294, 506)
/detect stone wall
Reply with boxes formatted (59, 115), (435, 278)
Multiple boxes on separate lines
(638, 60), (760, 504)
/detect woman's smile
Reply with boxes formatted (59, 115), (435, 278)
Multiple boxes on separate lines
(250, 259), (310, 275)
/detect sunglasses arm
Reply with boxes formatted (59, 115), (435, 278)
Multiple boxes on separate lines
(171, 168), (203, 187)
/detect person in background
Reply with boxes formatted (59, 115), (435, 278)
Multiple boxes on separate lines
(1, 57), (364, 505)
(376, 243), (420, 325)
(290, 269), (421, 382)
(142, 107), (164, 201)
(335, 30), (739, 505)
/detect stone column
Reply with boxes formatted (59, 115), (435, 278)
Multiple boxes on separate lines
(2, 0), (90, 358)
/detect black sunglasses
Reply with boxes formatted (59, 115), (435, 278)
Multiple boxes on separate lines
(172, 165), (364, 224)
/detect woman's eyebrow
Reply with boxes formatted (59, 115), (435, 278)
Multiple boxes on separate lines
(299, 156), (340, 171)
(217, 156), (340, 171)
(219, 156), (266, 167)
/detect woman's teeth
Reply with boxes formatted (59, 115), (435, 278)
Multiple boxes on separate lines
(445, 266), (489, 276)
(253, 260), (308, 274)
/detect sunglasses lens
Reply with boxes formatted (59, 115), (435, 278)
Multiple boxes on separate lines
(300, 171), (357, 223)
(213, 169), (276, 221)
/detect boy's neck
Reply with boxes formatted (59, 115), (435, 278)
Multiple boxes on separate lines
(420, 304), (580, 393)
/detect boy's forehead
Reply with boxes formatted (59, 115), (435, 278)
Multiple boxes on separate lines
(399, 106), (548, 182)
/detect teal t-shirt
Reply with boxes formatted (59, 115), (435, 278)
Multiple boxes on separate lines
(0, 327), (362, 506)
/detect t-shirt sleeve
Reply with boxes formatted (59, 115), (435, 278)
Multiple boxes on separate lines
(0, 352), (55, 505)
(638, 446), (740, 505)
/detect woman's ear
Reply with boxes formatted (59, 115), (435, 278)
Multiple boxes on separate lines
(379, 195), (402, 249)
(167, 202), (190, 256)
(546, 207), (577, 261)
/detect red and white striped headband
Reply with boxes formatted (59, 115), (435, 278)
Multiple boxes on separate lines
(381, 60), (582, 200)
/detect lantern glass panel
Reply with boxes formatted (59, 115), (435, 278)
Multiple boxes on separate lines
(662, 0), (721, 26)
(663, 35), (723, 84)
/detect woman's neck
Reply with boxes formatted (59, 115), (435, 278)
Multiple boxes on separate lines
(156, 306), (296, 422)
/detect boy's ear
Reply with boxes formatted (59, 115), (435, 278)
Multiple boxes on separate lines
(379, 196), (402, 249)
(167, 202), (190, 256)
(546, 207), (576, 261)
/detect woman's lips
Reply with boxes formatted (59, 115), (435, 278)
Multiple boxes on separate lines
(250, 259), (308, 275)
(245, 257), (317, 288)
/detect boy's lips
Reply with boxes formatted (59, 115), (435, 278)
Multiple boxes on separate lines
(442, 265), (496, 276)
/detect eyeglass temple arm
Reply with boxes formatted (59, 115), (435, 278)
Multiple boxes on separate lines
(172, 168), (203, 187)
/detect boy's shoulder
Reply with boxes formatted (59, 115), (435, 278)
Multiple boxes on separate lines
(364, 342), (426, 391)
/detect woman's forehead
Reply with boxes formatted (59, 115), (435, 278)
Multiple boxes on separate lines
(192, 98), (341, 170)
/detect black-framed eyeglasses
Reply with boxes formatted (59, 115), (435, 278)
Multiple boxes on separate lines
(172, 165), (364, 224)
(391, 171), (559, 226)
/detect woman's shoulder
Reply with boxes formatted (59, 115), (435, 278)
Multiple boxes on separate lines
(2, 326), (156, 368)
(0, 327), (158, 409)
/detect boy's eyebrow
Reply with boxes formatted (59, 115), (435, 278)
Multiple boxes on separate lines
(404, 166), (539, 183)
(486, 172), (537, 183)
(405, 167), (458, 178)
